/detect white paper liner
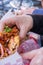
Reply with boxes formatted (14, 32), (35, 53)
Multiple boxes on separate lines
(0, 52), (24, 65)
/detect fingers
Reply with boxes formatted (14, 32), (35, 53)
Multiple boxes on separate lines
(21, 49), (39, 60)
(19, 26), (26, 39)
(21, 48), (43, 65)
(1, 10), (16, 27)
(19, 25), (28, 39)
(0, 11), (17, 32)
(19, 15), (33, 39)
(30, 54), (43, 65)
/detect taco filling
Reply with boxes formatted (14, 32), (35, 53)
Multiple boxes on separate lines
(0, 26), (20, 59)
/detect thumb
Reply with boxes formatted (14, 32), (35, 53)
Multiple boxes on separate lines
(19, 25), (27, 39)
(21, 49), (39, 60)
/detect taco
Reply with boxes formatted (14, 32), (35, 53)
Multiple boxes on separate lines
(0, 26), (20, 59)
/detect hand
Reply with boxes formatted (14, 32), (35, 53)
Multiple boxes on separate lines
(0, 10), (33, 39)
(21, 47), (43, 65)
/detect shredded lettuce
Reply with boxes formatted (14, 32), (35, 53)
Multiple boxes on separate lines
(4, 26), (12, 32)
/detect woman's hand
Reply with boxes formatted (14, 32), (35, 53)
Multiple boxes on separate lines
(21, 47), (43, 65)
(0, 10), (33, 39)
